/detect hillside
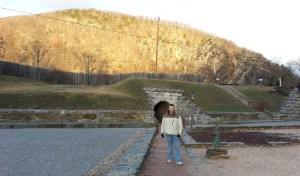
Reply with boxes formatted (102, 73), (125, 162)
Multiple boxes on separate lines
(0, 75), (285, 112)
(0, 9), (297, 87)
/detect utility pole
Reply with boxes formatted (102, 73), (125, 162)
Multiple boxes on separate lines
(155, 17), (160, 73)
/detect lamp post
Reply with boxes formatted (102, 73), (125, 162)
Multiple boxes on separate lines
(259, 78), (263, 86)
(190, 92), (195, 130)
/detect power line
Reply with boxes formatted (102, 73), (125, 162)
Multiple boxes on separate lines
(0, 7), (154, 40)
(0, 6), (200, 49)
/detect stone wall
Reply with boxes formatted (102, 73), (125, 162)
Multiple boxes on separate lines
(143, 87), (207, 124)
(0, 109), (155, 123)
(143, 87), (185, 110)
(205, 112), (263, 121)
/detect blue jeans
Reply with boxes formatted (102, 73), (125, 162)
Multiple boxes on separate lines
(165, 134), (181, 162)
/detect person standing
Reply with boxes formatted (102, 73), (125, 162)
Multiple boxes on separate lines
(161, 104), (183, 166)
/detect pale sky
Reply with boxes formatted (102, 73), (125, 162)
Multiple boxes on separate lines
(0, 0), (299, 64)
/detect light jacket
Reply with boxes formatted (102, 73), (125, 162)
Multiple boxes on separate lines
(161, 113), (183, 135)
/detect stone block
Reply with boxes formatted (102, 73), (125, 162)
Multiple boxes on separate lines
(206, 148), (229, 159)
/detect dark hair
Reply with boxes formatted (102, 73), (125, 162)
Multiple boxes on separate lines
(168, 104), (176, 115)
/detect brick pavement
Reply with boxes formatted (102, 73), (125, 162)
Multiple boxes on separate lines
(138, 133), (197, 176)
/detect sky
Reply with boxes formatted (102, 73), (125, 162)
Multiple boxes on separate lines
(0, 0), (299, 64)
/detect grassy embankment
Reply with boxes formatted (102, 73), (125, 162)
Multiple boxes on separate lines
(0, 75), (285, 112)
(234, 85), (286, 112)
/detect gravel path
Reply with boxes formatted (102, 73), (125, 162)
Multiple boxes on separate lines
(189, 129), (300, 176)
(0, 128), (141, 176)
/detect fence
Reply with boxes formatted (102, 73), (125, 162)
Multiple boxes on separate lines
(0, 61), (205, 85)
(248, 101), (268, 112)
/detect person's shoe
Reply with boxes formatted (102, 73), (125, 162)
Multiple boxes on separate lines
(176, 161), (183, 166)
(166, 159), (173, 163)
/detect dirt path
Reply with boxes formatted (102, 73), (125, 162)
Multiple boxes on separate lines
(217, 85), (251, 106)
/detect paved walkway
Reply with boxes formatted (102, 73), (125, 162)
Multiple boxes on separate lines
(0, 128), (149, 176)
(138, 133), (196, 176)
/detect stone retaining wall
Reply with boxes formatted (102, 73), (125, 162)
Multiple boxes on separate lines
(204, 112), (264, 122)
(186, 111), (266, 125)
(0, 109), (155, 123)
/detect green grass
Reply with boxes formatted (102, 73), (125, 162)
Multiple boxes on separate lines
(0, 76), (146, 110)
(233, 85), (286, 112)
(0, 76), (285, 112)
(195, 84), (253, 112)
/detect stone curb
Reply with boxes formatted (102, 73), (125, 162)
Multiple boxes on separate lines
(193, 121), (300, 129)
(180, 130), (202, 168)
(0, 122), (155, 129)
(86, 128), (156, 176)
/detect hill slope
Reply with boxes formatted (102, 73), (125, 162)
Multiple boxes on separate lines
(0, 9), (297, 87)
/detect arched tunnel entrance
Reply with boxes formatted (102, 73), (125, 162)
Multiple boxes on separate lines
(153, 101), (169, 133)
(153, 101), (169, 123)
(153, 101), (186, 130)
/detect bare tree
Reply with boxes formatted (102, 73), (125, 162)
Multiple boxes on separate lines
(25, 40), (51, 67)
(288, 58), (300, 77)
(95, 57), (110, 74)
(268, 62), (299, 89)
(78, 52), (97, 74)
